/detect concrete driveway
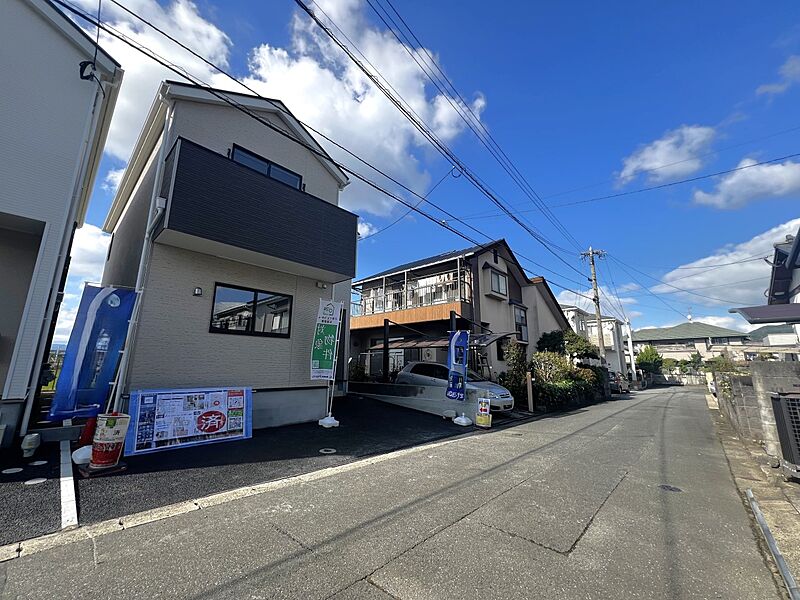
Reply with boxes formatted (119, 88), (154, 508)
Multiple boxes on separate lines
(0, 387), (781, 599)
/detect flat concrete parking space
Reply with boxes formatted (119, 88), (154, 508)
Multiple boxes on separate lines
(1, 387), (781, 599)
(0, 445), (61, 546)
(76, 395), (527, 525)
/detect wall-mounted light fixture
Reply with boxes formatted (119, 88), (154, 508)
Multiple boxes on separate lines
(193, 287), (203, 297)
(316, 281), (328, 289)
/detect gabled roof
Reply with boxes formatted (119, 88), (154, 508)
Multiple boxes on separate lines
(632, 321), (748, 342)
(531, 278), (570, 331)
(353, 240), (501, 284)
(104, 80), (348, 232)
(559, 304), (619, 323)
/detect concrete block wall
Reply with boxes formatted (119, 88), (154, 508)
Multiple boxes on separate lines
(714, 371), (764, 444)
(750, 361), (800, 457)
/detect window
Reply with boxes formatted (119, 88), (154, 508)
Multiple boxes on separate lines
(514, 306), (528, 342)
(411, 363), (449, 380)
(231, 145), (303, 190)
(210, 283), (292, 337)
(490, 270), (507, 295)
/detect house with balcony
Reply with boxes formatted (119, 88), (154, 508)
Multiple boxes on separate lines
(559, 305), (629, 377)
(0, 0), (123, 447)
(349, 240), (569, 380)
(102, 81), (357, 429)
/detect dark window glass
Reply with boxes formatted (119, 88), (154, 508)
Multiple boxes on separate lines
(231, 145), (302, 189)
(269, 163), (302, 188)
(490, 270), (507, 295)
(231, 147), (269, 177)
(412, 363), (434, 376)
(210, 284), (292, 337)
(514, 306), (528, 342)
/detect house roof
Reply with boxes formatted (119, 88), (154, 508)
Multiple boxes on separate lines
(353, 240), (501, 284)
(531, 278), (570, 331)
(632, 321), (749, 342)
(103, 80), (348, 232)
(747, 324), (795, 342)
(730, 303), (800, 325)
(559, 304), (618, 323)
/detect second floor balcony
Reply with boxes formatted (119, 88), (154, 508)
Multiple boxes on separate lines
(351, 269), (473, 328)
(154, 137), (358, 283)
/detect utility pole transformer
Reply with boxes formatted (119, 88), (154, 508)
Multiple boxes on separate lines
(581, 246), (606, 359)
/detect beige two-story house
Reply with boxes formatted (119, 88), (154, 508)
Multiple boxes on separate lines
(349, 239), (569, 380)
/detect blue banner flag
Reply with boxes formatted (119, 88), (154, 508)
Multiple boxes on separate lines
(49, 285), (135, 420)
(445, 330), (469, 400)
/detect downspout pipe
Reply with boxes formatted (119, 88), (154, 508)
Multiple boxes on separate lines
(111, 96), (174, 412)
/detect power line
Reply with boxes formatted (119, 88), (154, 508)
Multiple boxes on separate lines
(609, 258), (688, 319)
(364, 0), (583, 252)
(294, 0), (588, 278)
(456, 152), (800, 219)
(358, 166), (457, 241)
(57, 0), (596, 304)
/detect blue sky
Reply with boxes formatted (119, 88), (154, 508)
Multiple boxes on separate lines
(58, 0), (800, 342)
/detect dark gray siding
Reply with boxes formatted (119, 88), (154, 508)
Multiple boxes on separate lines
(162, 138), (357, 278)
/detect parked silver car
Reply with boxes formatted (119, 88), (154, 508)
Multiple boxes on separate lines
(394, 361), (514, 412)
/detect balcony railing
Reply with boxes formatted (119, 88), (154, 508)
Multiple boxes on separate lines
(352, 270), (472, 317)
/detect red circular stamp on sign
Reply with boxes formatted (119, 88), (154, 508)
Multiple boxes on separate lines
(197, 410), (226, 433)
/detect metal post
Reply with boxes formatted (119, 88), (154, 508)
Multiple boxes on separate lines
(403, 270), (408, 309)
(456, 257), (461, 301)
(581, 246), (607, 359)
(450, 310), (457, 334)
(625, 320), (637, 382)
(383, 319), (390, 382)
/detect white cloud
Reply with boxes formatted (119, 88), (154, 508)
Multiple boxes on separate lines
(651, 218), (800, 308)
(693, 158), (800, 209)
(101, 167), (125, 193)
(72, 0), (232, 161)
(618, 125), (716, 185)
(72, 0), (483, 217)
(240, 1), (485, 215)
(556, 285), (639, 321)
(357, 219), (378, 238)
(52, 225), (111, 344)
(756, 54), (800, 96)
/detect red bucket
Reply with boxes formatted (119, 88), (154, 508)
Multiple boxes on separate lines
(90, 413), (130, 469)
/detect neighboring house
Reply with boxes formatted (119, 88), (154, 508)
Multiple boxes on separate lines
(748, 324), (799, 347)
(732, 226), (800, 336)
(560, 305), (628, 377)
(349, 239), (569, 380)
(0, 0), (122, 447)
(631, 322), (749, 361)
(102, 81), (356, 429)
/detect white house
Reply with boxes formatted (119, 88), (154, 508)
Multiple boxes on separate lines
(560, 305), (629, 377)
(0, 0), (122, 447)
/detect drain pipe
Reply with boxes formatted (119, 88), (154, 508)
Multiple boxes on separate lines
(110, 97), (174, 413)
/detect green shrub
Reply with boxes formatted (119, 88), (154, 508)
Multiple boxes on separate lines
(502, 339), (528, 402)
(536, 330), (565, 354)
(535, 380), (594, 410)
(349, 361), (367, 382)
(529, 351), (573, 383)
(636, 345), (663, 374)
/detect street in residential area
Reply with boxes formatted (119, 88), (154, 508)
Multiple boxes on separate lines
(0, 387), (782, 599)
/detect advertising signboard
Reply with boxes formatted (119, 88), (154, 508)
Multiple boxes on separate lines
(445, 330), (469, 400)
(311, 299), (344, 380)
(476, 397), (492, 428)
(124, 387), (252, 455)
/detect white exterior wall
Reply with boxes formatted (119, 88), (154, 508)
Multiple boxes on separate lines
(0, 1), (100, 401)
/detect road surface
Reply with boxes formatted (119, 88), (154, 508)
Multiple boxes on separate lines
(0, 387), (780, 599)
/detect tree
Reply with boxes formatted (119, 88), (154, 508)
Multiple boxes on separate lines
(688, 352), (703, 370)
(502, 339), (528, 402)
(636, 345), (663, 374)
(564, 330), (600, 360)
(537, 330), (565, 354)
(662, 358), (678, 371)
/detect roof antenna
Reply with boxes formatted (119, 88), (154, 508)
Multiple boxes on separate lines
(687, 306), (693, 322)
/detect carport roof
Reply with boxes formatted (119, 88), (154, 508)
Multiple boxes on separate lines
(369, 332), (517, 350)
(729, 303), (800, 324)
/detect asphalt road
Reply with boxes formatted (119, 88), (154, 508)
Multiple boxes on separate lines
(0, 388), (781, 599)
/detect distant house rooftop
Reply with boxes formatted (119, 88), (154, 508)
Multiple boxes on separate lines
(632, 321), (748, 342)
(747, 323), (795, 342)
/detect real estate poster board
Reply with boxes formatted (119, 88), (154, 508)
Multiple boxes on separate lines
(311, 299), (343, 380)
(124, 387), (253, 455)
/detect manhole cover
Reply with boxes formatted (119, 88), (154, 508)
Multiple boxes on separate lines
(658, 484), (683, 493)
(319, 448), (337, 455)
(23, 478), (47, 486)
(2, 468), (23, 475)
(29, 460), (47, 466)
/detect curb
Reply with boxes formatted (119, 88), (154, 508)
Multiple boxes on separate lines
(0, 434), (462, 563)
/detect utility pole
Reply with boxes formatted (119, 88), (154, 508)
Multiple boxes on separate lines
(625, 319), (637, 382)
(581, 246), (606, 360)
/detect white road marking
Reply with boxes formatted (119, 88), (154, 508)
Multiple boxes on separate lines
(59, 431), (78, 529)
